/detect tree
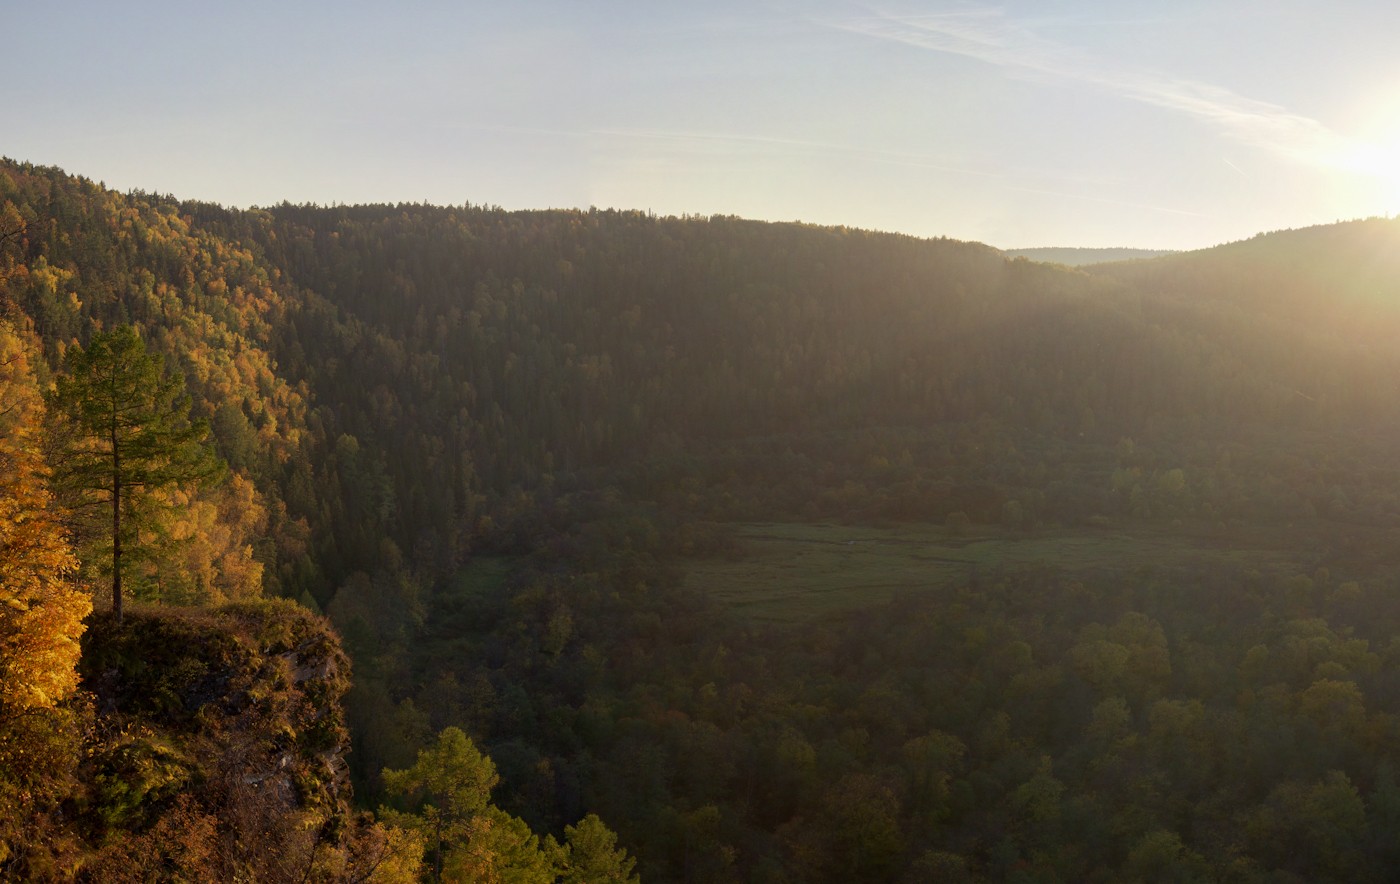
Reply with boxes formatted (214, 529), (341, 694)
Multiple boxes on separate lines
(0, 320), (89, 872)
(379, 727), (609, 883)
(46, 326), (222, 621)
(379, 726), (504, 883)
(561, 814), (639, 884)
(151, 474), (268, 605)
(443, 807), (561, 884)
(0, 201), (24, 267)
(0, 321), (86, 709)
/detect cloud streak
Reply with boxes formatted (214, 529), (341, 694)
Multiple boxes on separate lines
(822, 8), (1361, 172)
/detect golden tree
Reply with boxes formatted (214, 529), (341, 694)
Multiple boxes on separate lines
(0, 321), (87, 710)
(0, 320), (89, 873)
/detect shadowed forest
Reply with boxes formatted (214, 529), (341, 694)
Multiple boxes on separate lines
(6, 158), (1400, 881)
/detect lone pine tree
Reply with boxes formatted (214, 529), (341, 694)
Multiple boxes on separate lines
(46, 326), (222, 621)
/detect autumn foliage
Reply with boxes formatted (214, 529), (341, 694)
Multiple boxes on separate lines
(0, 320), (89, 874)
(0, 321), (87, 709)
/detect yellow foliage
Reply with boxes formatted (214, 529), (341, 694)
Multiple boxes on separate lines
(0, 322), (88, 711)
(365, 825), (426, 884)
(143, 472), (268, 605)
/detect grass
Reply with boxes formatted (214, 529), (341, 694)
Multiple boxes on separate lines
(450, 555), (513, 600)
(683, 521), (1310, 624)
(411, 556), (515, 663)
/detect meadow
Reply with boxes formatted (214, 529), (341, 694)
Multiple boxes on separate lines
(683, 521), (1314, 623)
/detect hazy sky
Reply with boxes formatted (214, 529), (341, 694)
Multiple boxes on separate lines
(8, 1), (1400, 249)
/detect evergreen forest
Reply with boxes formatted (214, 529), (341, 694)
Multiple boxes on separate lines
(7, 157), (1400, 881)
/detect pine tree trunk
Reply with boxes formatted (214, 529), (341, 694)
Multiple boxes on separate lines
(112, 420), (122, 623)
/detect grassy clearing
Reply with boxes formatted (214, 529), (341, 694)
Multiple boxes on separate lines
(450, 555), (513, 599)
(684, 522), (1306, 624)
(413, 556), (515, 663)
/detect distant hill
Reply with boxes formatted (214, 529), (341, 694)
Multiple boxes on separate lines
(1004, 246), (1176, 265)
(1090, 217), (1400, 348)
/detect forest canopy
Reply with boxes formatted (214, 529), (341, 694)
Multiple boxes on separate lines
(5, 157), (1400, 880)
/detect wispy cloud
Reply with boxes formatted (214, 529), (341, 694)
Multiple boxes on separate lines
(821, 8), (1362, 172)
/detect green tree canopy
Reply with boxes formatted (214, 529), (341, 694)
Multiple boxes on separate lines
(561, 814), (639, 884)
(380, 726), (505, 882)
(380, 727), (636, 883)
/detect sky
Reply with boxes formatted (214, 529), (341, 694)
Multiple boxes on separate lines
(8, 0), (1400, 250)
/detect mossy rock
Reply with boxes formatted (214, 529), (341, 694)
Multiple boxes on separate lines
(78, 600), (356, 845)
(89, 735), (196, 830)
(81, 607), (257, 724)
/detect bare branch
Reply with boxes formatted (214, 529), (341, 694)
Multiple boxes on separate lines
(0, 219), (25, 247)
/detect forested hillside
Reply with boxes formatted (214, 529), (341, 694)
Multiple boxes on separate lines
(7, 157), (1400, 880)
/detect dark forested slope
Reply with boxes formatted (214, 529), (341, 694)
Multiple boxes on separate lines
(9, 161), (1398, 592)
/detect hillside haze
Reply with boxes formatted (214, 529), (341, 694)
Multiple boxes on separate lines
(1002, 246), (1178, 265)
(7, 159), (1400, 881)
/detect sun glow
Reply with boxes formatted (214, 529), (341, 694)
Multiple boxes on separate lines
(1335, 108), (1400, 212)
(1341, 143), (1400, 202)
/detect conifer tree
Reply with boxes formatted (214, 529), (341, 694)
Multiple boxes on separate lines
(46, 326), (222, 621)
(562, 814), (640, 884)
(380, 727), (502, 884)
